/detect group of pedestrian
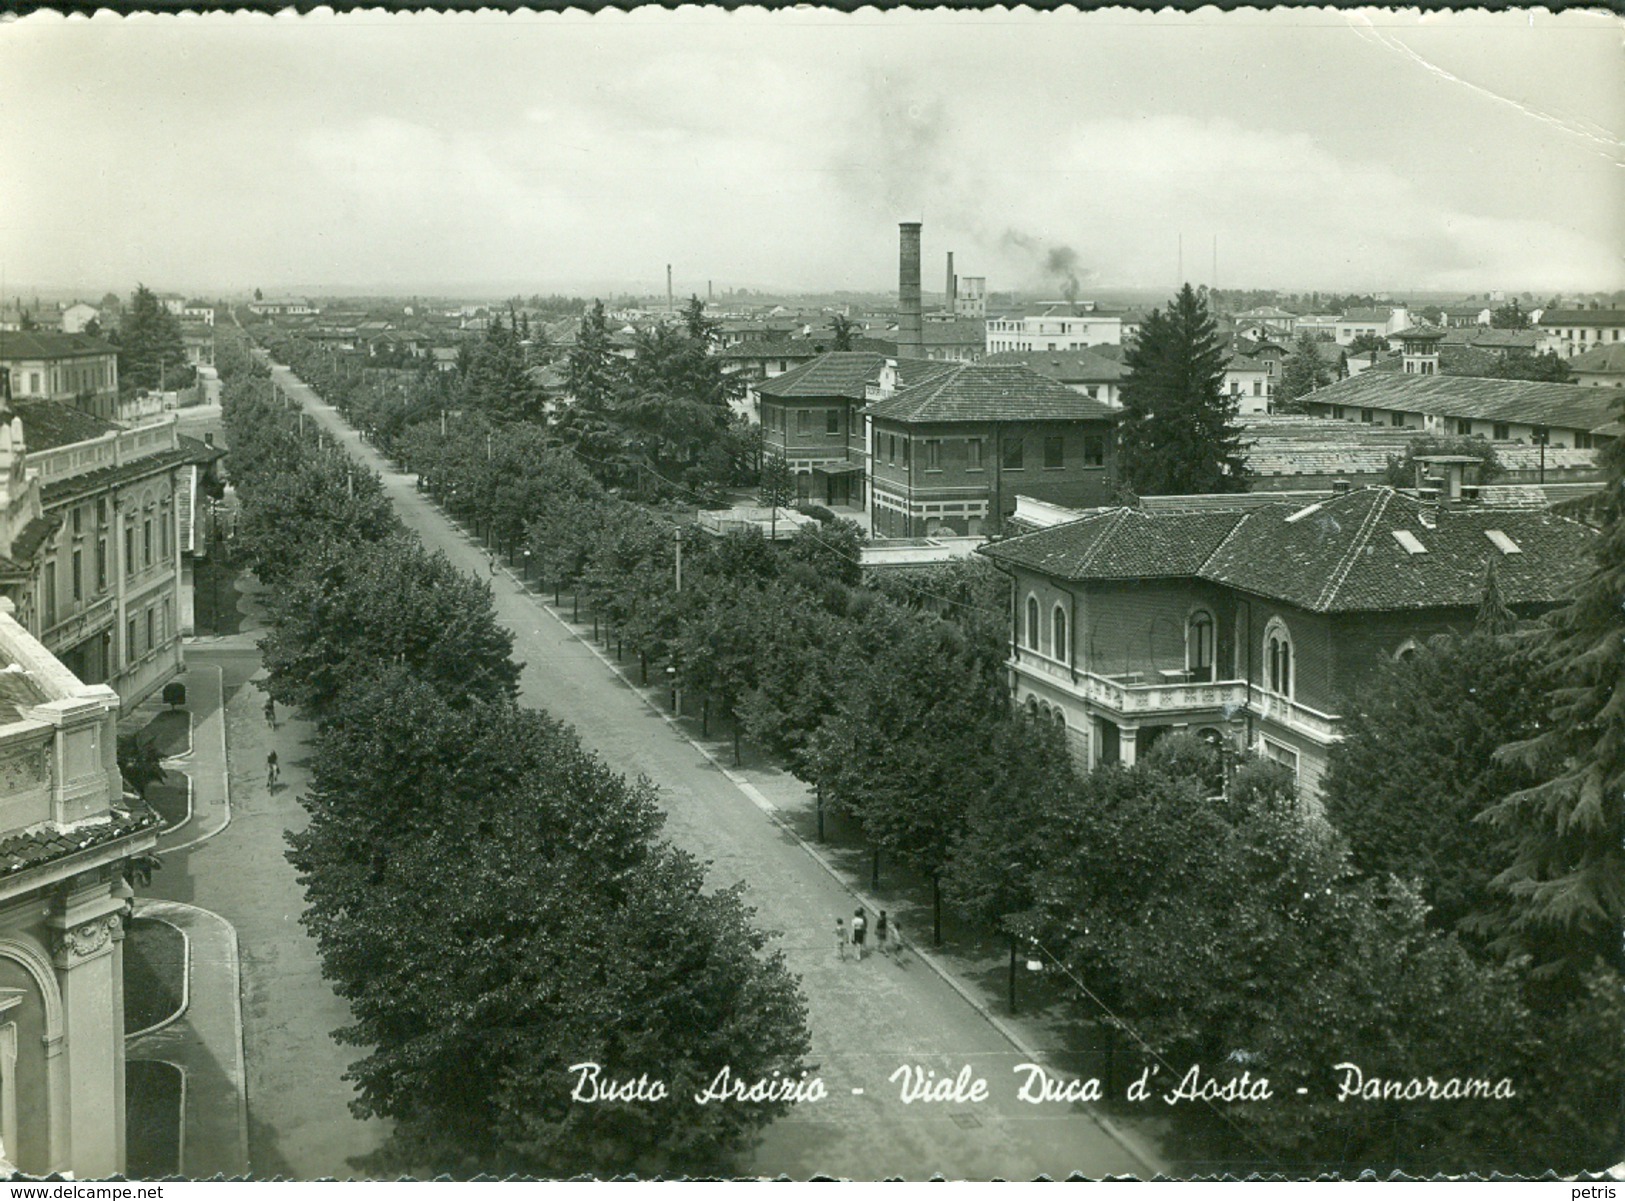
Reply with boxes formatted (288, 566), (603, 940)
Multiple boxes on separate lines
(835, 907), (897, 962)
(265, 696), (280, 788)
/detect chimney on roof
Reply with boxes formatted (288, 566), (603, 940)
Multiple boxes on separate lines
(898, 222), (924, 360)
(946, 251), (955, 312)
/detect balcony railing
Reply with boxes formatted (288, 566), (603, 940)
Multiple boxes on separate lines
(1011, 647), (1343, 742)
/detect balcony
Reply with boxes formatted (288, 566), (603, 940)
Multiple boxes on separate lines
(1011, 648), (1343, 743)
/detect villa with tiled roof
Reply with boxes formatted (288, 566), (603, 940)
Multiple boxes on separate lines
(982, 347), (1128, 406)
(980, 477), (1595, 799)
(1537, 306), (1625, 358)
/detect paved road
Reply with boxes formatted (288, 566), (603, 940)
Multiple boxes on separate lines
(273, 364), (1165, 1181)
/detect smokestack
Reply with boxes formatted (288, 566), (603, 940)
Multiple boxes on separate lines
(667, 264), (673, 315)
(946, 251), (955, 312)
(899, 222), (923, 359)
(708, 280), (713, 304)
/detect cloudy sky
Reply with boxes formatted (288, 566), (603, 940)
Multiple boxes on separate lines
(1, 7), (1620, 299)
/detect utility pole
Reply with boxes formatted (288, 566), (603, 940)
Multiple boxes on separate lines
(667, 264), (674, 318)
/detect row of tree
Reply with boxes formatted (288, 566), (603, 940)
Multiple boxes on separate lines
(215, 331), (813, 1177)
(385, 400), (1622, 1171)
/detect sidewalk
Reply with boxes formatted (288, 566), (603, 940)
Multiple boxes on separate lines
(125, 900), (250, 1178)
(121, 662), (233, 854)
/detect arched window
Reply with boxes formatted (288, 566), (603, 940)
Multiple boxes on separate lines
(1026, 594), (1040, 650)
(1265, 619), (1294, 698)
(1052, 604), (1068, 662)
(1187, 610), (1215, 682)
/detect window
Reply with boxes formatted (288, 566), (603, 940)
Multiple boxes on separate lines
(797, 410), (810, 435)
(826, 409), (839, 436)
(1026, 595), (1040, 650)
(96, 538), (107, 592)
(901, 439), (910, 468)
(72, 549), (82, 603)
(1253, 380), (1262, 396)
(1265, 620), (1293, 698)
(1330, 405), (1344, 420)
(146, 608), (155, 654)
(1052, 604), (1068, 662)
(1360, 408), (1374, 423)
(71, 507), (82, 537)
(42, 567), (56, 626)
(127, 617), (139, 662)
(1493, 423), (1510, 441)
(1576, 432), (1595, 450)
(1261, 738), (1300, 782)
(143, 517), (153, 567)
(161, 501), (172, 559)
(967, 438), (984, 470)
(887, 435), (896, 465)
(924, 439), (941, 471)
(125, 525), (136, 577)
(1391, 412), (1405, 428)
(1082, 434), (1105, 468)
(1002, 438), (1024, 471)
(1043, 435), (1064, 469)
(1187, 611), (1215, 682)
(1456, 419), (1474, 437)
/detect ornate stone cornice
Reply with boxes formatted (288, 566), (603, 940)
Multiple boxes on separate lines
(50, 912), (120, 968)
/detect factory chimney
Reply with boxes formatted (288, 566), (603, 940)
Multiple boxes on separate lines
(667, 264), (674, 315)
(898, 222), (924, 359)
(946, 251), (956, 313)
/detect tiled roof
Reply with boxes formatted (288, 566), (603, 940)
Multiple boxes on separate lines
(0, 806), (161, 880)
(1539, 308), (1625, 328)
(718, 340), (826, 362)
(1304, 372), (1620, 432)
(916, 319), (986, 346)
(755, 352), (887, 401)
(982, 348), (1127, 382)
(1570, 344), (1625, 374)
(981, 507), (1246, 579)
(865, 364), (1119, 425)
(984, 486), (1597, 613)
(11, 400), (119, 451)
(41, 446), (199, 506)
(1202, 488), (1595, 612)
(1341, 308), (1397, 323)
(0, 331), (117, 360)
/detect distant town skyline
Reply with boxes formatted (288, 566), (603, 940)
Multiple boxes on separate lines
(2, 8), (1620, 298)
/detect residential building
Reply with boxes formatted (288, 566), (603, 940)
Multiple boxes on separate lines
(755, 352), (950, 509)
(1439, 327), (1539, 358)
(865, 362), (1119, 537)
(718, 340), (826, 387)
(1569, 344), (1625, 389)
(0, 333), (120, 422)
(980, 479), (1594, 800)
(1293, 315), (1341, 340)
(7, 404), (201, 707)
(982, 348), (1127, 407)
(1537, 306), (1625, 358)
(1298, 372), (1617, 448)
(1335, 306), (1410, 346)
(1232, 305), (1297, 335)
(246, 297), (317, 317)
(955, 276), (987, 319)
(985, 304), (1125, 354)
(0, 596), (158, 1177)
(58, 304), (100, 335)
(1223, 337), (1285, 413)
(181, 304), (216, 327)
(1440, 304), (1492, 328)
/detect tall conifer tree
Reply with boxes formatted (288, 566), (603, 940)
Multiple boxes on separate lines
(1117, 284), (1248, 495)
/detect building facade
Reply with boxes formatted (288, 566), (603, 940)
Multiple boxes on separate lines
(1538, 307), (1625, 358)
(0, 334), (120, 422)
(0, 598), (158, 1177)
(986, 305), (1125, 354)
(6, 405), (198, 708)
(865, 363), (1118, 538)
(980, 483), (1594, 802)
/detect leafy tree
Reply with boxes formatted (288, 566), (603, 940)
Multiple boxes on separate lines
(828, 314), (856, 351)
(1321, 626), (1544, 940)
(260, 535), (519, 721)
(1383, 434), (1504, 488)
(1484, 350), (1573, 385)
(1118, 284), (1248, 495)
(461, 314), (545, 423)
(117, 733), (165, 799)
(1272, 330), (1334, 413)
(117, 284), (187, 392)
(1490, 299), (1531, 330)
(291, 672), (811, 1176)
(758, 452), (795, 510)
(1346, 332), (1387, 355)
(1486, 416), (1625, 973)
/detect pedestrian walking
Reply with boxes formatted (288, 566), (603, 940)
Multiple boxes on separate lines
(851, 908), (867, 960)
(876, 910), (889, 957)
(264, 697), (277, 729)
(835, 918), (848, 962)
(266, 749), (279, 788)
(489, 554), (498, 577)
